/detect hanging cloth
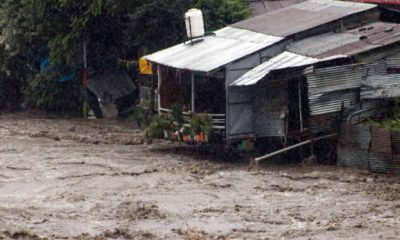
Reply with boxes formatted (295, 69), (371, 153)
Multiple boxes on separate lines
(138, 57), (153, 75)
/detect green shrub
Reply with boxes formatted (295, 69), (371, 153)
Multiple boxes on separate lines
(367, 106), (400, 132)
(25, 72), (83, 117)
(190, 113), (212, 136)
(171, 102), (184, 127)
(127, 107), (148, 129)
(146, 114), (175, 139)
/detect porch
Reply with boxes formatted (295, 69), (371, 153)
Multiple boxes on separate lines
(157, 65), (226, 132)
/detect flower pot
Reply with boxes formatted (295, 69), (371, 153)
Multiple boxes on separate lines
(183, 135), (190, 142)
(199, 132), (205, 143)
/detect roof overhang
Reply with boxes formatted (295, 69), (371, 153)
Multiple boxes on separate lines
(145, 27), (284, 73)
(231, 52), (321, 86)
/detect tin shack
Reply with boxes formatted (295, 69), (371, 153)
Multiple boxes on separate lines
(145, 0), (379, 146)
(232, 20), (400, 162)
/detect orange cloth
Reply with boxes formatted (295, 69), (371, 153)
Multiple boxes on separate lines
(138, 57), (153, 75)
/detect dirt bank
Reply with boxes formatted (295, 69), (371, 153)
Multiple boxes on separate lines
(0, 115), (399, 239)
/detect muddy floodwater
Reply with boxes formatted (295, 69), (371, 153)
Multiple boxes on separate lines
(0, 114), (400, 239)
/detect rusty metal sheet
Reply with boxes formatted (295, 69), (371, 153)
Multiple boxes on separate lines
(368, 152), (392, 173)
(288, 22), (400, 59)
(370, 127), (392, 154)
(391, 155), (400, 174)
(391, 132), (400, 155)
(338, 123), (400, 174)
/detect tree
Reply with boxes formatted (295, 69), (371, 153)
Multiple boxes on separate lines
(0, 0), (43, 110)
(128, 0), (251, 52)
(0, 0), (250, 114)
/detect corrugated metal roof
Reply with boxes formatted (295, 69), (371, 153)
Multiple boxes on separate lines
(232, 0), (377, 37)
(287, 33), (361, 57)
(288, 22), (400, 58)
(231, 51), (319, 86)
(88, 70), (135, 101)
(354, 0), (400, 5)
(249, 0), (305, 16)
(145, 27), (283, 73)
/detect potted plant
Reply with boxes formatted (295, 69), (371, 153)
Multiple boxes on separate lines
(200, 114), (212, 143)
(190, 113), (212, 143)
(146, 114), (174, 140)
(171, 103), (184, 127)
(182, 127), (191, 142)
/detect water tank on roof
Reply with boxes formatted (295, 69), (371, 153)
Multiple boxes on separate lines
(185, 9), (205, 39)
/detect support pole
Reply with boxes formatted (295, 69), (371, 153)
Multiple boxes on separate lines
(191, 72), (195, 113)
(148, 74), (156, 118)
(298, 80), (304, 132)
(82, 40), (89, 119)
(157, 65), (161, 114)
(255, 133), (337, 163)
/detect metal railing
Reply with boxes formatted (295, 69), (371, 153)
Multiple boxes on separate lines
(159, 108), (226, 130)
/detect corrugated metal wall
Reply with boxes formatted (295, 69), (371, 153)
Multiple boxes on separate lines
(254, 80), (288, 137)
(338, 124), (400, 174)
(226, 54), (261, 139)
(386, 52), (400, 68)
(226, 44), (287, 139)
(306, 64), (367, 133)
(306, 60), (390, 134)
(227, 87), (255, 137)
(337, 124), (370, 169)
(362, 74), (400, 99)
(342, 100), (387, 125)
(307, 64), (366, 116)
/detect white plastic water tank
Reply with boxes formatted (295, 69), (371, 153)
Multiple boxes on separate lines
(185, 9), (205, 39)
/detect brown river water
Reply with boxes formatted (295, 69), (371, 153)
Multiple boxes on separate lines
(0, 114), (399, 239)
